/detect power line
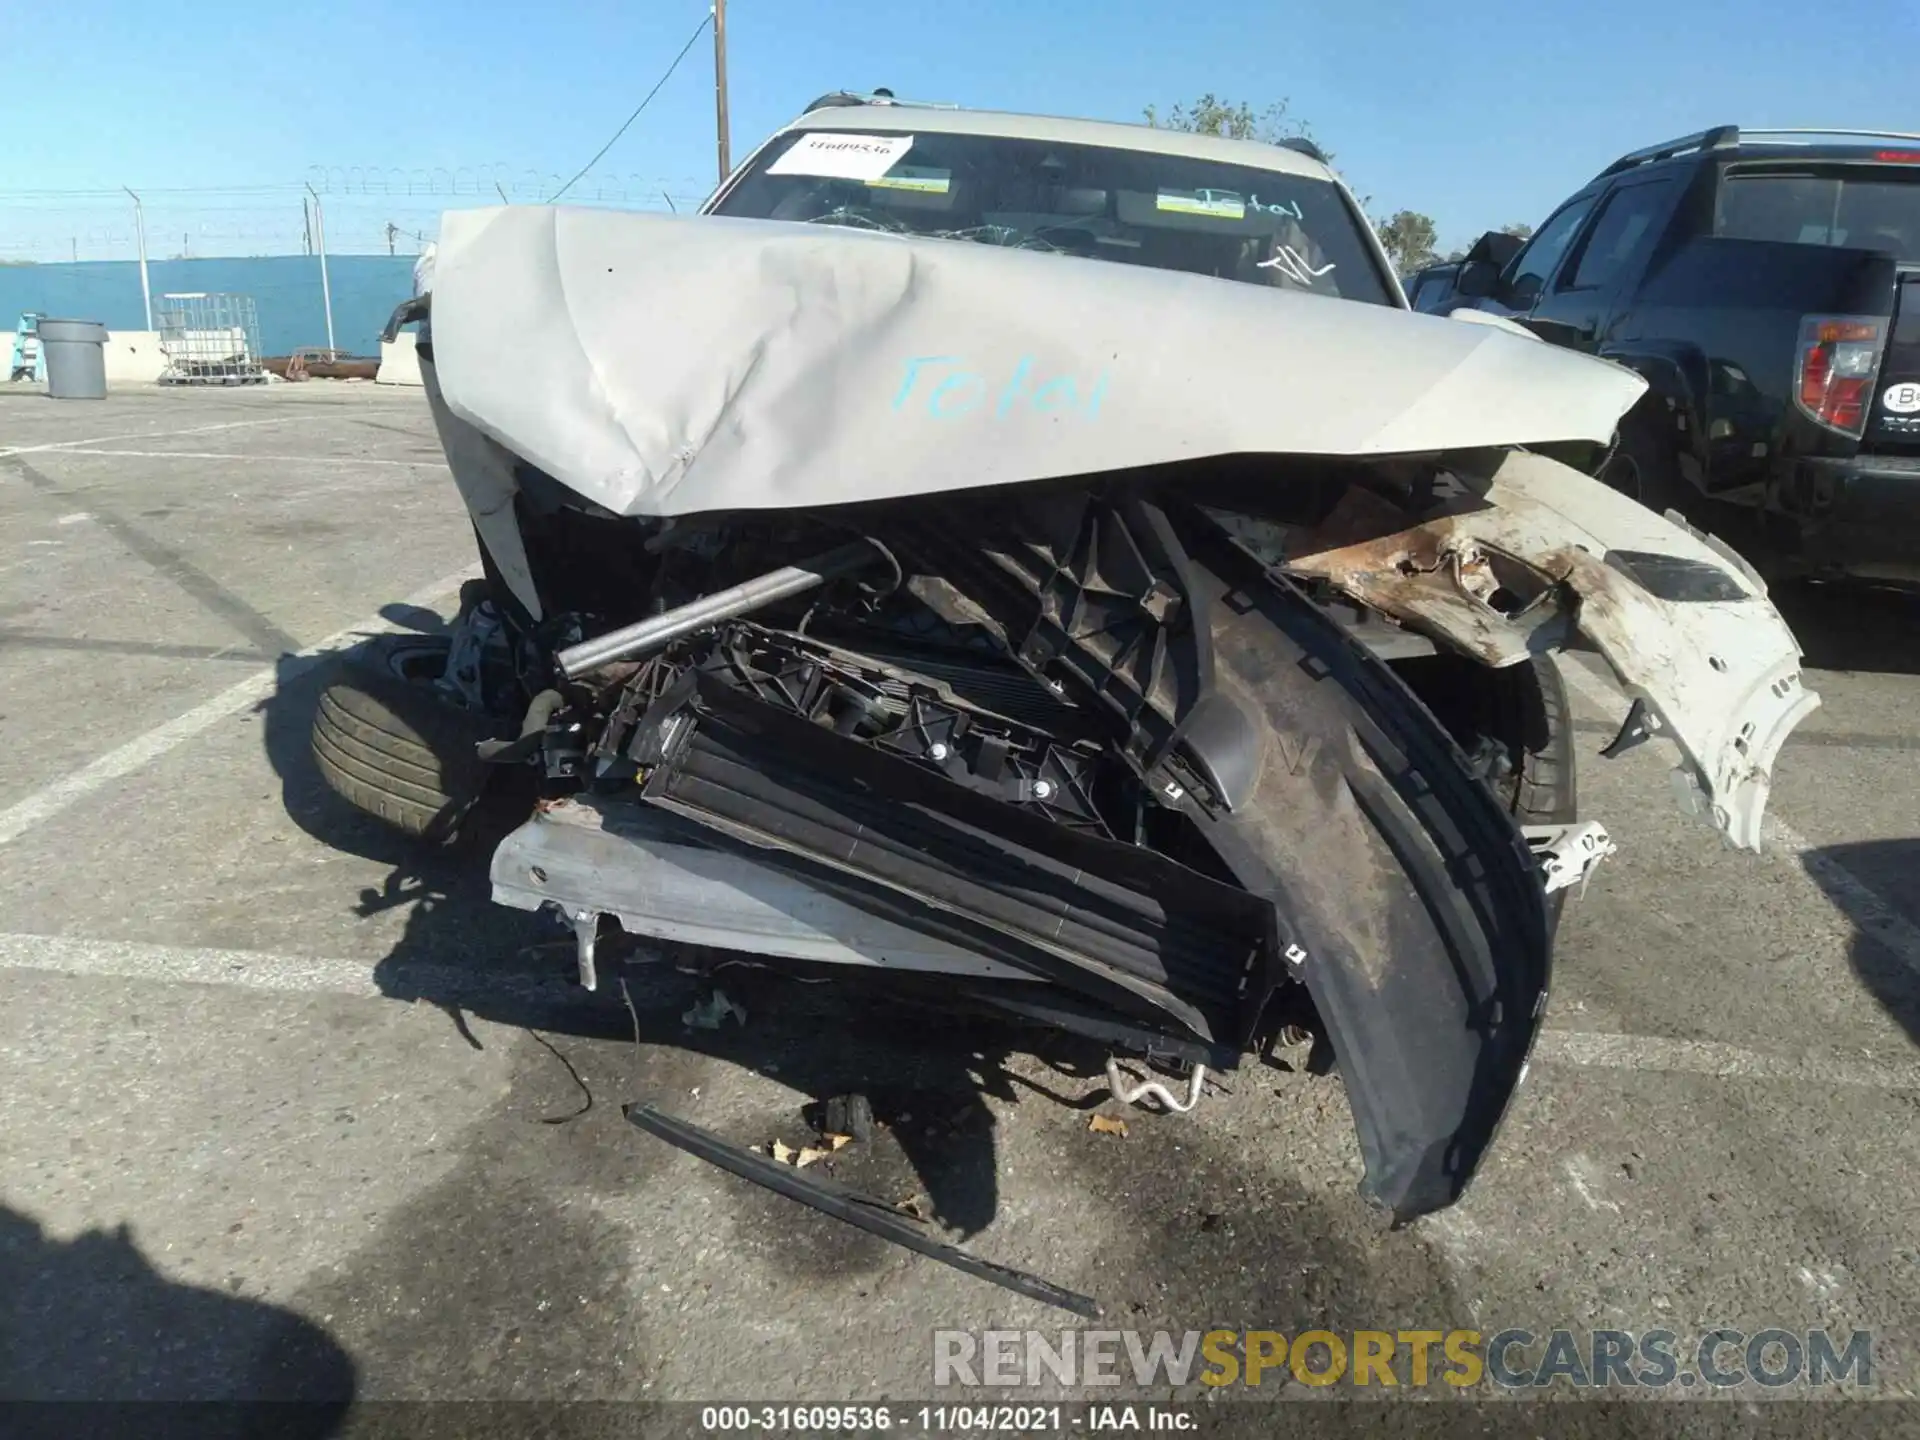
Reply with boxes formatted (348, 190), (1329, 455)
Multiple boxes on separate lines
(548, 10), (713, 203)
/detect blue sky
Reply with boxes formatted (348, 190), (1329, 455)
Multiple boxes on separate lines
(2, 0), (1914, 260)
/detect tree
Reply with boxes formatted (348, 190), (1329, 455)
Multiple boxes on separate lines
(1374, 210), (1440, 274)
(1144, 94), (1319, 151)
(1499, 221), (1535, 241)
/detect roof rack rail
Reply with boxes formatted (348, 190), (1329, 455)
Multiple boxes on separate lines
(1277, 136), (1328, 163)
(1596, 126), (1920, 179)
(1740, 127), (1920, 145)
(1598, 125), (1739, 178)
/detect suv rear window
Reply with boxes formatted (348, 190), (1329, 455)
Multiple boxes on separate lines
(1716, 165), (1920, 261)
(711, 127), (1394, 306)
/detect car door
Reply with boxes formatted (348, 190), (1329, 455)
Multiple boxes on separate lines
(1476, 192), (1602, 326)
(1527, 175), (1680, 352)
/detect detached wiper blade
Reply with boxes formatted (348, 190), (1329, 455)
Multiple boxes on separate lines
(625, 1102), (1103, 1319)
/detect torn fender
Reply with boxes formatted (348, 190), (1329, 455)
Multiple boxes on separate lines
(1174, 519), (1553, 1219)
(1286, 451), (1820, 849)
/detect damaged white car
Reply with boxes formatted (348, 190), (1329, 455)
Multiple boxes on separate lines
(329, 96), (1818, 1221)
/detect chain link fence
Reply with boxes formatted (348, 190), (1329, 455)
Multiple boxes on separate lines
(0, 166), (712, 265)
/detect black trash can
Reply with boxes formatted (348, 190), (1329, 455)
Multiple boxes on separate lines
(39, 319), (109, 399)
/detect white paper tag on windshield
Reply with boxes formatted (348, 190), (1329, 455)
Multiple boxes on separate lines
(768, 132), (915, 181)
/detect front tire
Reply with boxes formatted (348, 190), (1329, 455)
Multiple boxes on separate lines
(311, 635), (495, 838)
(1389, 652), (1577, 929)
(1601, 408), (1684, 518)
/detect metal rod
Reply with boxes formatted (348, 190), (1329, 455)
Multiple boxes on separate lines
(1742, 127), (1920, 142)
(124, 188), (153, 330)
(713, 0), (731, 187)
(625, 1103), (1103, 1318)
(305, 183), (336, 354)
(554, 540), (877, 679)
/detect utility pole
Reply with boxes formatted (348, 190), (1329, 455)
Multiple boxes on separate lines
(123, 187), (153, 330)
(386, 221), (397, 256)
(713, 0), (731, 187)
(305, 182), (337, 353)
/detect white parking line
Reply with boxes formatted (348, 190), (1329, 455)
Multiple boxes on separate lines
(1533, 1028), (1920, 1091)
(0, 414), (328, 459)
(5, 929), (1917, 1093)
(51, 449), (442, 467)
(1556, 655), (1920, 977)
(0, 565), (477, 847)
(0, 932), (391, 996)
(8, 924), (1920, 1098)
(0, 931), (580, 1009)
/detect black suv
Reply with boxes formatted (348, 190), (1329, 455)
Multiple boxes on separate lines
(1409, 127), (1920, 584)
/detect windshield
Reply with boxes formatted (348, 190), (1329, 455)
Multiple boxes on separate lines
(1716, 165), (1920, 262)
(711, 126), (1394, 306)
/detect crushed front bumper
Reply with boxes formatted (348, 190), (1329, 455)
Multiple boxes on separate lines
(491, 796), (1037, 985)
(1285, 451), (1820, 850)
(488, 523), (1560, 1221)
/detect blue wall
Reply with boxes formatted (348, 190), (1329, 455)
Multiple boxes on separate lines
(0, 255), (417, 357)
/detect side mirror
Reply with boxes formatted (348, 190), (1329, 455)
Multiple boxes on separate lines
(1455, 260), (1500, 300)
(382, 295), (429, 343)
(1470, 230), (1527, 270)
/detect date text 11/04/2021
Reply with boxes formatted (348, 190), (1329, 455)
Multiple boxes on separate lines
(700, 1406), (1190, 1431)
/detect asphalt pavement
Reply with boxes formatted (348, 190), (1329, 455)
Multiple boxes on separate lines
(2, 379), (1918, 1435)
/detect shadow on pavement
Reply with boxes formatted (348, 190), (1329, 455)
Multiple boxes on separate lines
(0, 1203), (354, 1433)
(249, 621), (1119, 1240)
(255, 614), (556, 1033)
(1803, 838), (1920, 1048)
(249, 622), (1700, 1413)
(1772, 581), (1920, 677)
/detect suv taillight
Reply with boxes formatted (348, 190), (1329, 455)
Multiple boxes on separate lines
(1795, 315), (1886, 439)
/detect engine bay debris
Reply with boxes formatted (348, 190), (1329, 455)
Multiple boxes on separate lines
(324, 200), (1822, 1226)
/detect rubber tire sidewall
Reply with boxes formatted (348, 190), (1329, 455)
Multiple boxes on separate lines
(1520, 654), (1578, 934)
(311, 635), (495, 838)
(1388, 651), (1577, 934)
(1603, 409), (1684, 519)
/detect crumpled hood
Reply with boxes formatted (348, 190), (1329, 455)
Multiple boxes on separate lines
(429, 205), (1647, 518)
